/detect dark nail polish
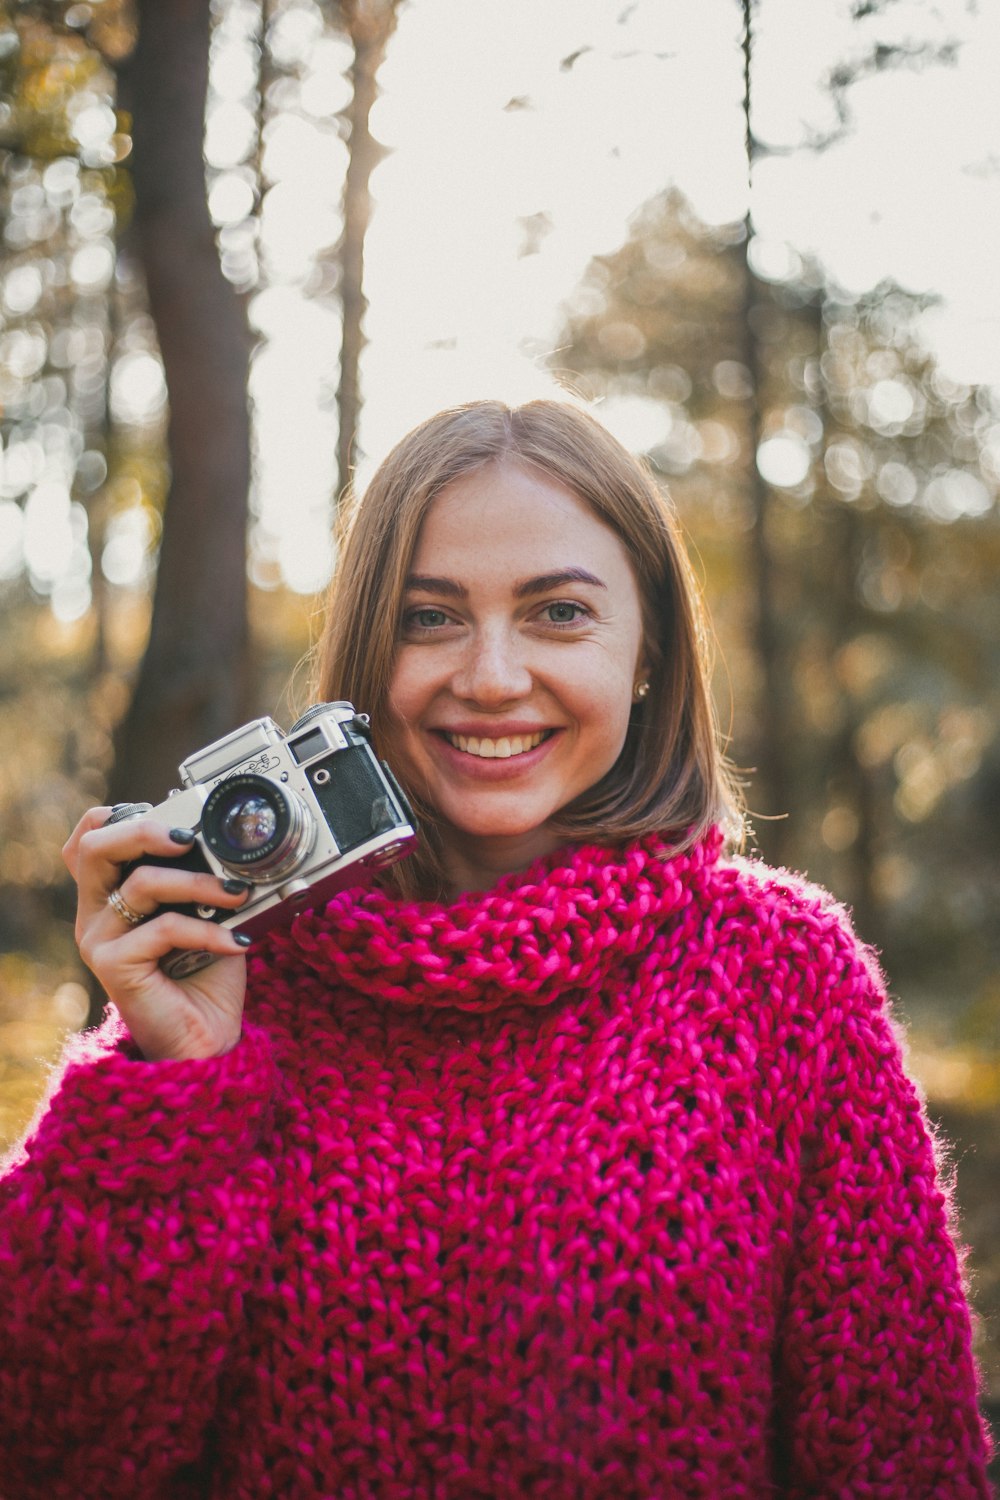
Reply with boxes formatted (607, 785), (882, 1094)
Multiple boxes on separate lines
(233, 932), (253, 948)
(169, 827), (196, 844)
(222, 878), (252, 895)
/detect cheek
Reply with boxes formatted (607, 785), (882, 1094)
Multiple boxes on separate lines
(579, 654), (641, 752)
(383, 657), (432, 767)
(385, 651), (421, 723)
(602, 697), (637, 761)
(379, 669), (406, 754)
(567, 650), (637, 716)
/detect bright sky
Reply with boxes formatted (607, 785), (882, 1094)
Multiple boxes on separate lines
(232, 0), (1000, 591)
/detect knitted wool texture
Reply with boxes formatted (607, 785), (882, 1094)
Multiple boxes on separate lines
(0, 833), (992, 1499)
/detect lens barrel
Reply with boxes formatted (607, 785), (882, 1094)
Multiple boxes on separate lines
(201, 773), (312, 877)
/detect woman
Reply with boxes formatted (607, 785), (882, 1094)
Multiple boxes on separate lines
(1, 400), (991, 1497)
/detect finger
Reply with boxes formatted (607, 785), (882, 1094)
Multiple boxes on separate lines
(78, 815), (198, 872)
(102, 866), (253, 931)
(74, 817), (201, 919)
(81, 908), (252, 983)
(106, 886), (148, 930)
(62, 806), (114, 878)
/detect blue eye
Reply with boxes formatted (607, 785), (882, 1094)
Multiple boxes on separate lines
(404, 607), (450, 632)
(543, 601), (587, 625)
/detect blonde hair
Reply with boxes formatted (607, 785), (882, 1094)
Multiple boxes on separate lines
(313, 399), (742, 897)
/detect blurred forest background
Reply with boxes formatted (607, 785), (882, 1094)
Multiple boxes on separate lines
(0, 0), (997, 1448)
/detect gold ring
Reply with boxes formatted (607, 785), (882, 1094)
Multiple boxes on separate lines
(108, 887), (146, 928)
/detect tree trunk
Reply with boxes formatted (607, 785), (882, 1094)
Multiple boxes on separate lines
(110, 0), (253, 806)
(336, 2), (398, 499)
(824, 497), (878, 938)
(740, 0), (790, 861)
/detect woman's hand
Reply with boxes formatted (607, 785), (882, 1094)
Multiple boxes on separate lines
(63, 807), (256, 1062)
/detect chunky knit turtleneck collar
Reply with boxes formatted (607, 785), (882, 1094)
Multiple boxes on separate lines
(253, 830), (724, 1012)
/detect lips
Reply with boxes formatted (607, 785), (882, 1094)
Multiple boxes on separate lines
(444, 730), (552, 759)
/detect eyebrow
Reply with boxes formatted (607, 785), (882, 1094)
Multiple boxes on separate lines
(404, 568), (608, 599)
(404, 574), (467, 599)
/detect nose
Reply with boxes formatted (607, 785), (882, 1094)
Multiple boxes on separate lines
(452, 625), (532, 707)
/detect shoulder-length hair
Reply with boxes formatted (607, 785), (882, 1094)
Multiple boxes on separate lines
(312, 399), (743, 898)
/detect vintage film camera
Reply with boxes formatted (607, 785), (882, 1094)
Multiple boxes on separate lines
(108, 702), (416, 978)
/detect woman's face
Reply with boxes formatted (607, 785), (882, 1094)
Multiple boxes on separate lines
(385, 460), (648, 895)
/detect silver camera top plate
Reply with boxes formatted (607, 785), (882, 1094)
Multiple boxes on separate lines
(180, 718), (283, 787)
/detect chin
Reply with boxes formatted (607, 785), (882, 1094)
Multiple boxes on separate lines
(452, 819), (550, 843)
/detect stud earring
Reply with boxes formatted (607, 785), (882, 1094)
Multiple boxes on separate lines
(633, 680), (650, 701)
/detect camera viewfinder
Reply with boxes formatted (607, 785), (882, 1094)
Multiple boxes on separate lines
(289, 727), (328, 765)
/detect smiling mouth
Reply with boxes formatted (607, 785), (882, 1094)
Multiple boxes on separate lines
(443, 730), (554, 759)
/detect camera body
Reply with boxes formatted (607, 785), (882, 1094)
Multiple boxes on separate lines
(111, 702), (416, 978)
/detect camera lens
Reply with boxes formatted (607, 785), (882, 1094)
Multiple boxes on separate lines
(201, 774), (313, 876)
(219, 793), (277, 854)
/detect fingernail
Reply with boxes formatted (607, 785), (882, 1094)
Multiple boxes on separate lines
(222, 878), (252, 895)
(233, 932), (253, 948)
(169, 827), (196, 844)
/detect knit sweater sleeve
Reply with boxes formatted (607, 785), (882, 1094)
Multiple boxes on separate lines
(0, 1011), (279, 1500)
(772, 923), (992, 1498)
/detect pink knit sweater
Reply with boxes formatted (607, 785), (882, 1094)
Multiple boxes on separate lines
(0, 833), (991, 1498)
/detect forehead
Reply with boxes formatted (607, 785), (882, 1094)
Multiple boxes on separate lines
(410, 461), (635, 581)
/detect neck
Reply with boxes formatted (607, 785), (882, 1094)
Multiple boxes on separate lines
(441, 828), (568, 900)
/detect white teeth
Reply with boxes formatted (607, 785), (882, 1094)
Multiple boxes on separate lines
(448, 731), (547, 758)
